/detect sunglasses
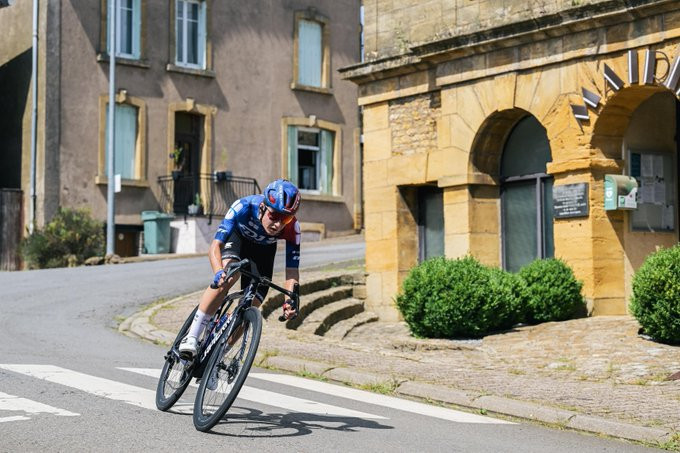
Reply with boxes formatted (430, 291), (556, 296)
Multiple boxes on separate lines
(265, 208), (294, 225)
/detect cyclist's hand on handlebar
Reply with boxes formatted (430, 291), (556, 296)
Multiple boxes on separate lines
(281, 299), (298, 321)
(210, 269), (226, 289)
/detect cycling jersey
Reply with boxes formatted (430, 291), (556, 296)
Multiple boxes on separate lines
(215, 195), (301, 268)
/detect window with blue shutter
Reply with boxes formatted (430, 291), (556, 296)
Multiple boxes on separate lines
(288, 126), (334, 194)
(298, 20), (322, 87)
(105, 104), (138, 180)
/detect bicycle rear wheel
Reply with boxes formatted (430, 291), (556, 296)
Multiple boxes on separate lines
(156, 305), (197, 411)
(193, 307), (262, 431)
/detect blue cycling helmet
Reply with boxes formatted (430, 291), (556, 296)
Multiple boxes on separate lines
(263, 179), (301, 215)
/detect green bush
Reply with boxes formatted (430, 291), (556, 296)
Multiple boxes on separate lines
(21, 208), (104, 269)
(517, 258), (585, 324)
(395, 256), (520, 338)
(629, 245), (680, 344)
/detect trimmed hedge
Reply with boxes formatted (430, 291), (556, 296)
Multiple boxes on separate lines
(517, 258), (585, 324)
(395, 256), (521, 338)
(629, 245), (680, 344)
(21, 208), (104, 269)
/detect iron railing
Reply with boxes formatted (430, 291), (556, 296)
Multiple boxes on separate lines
(158, 172), (261, 222)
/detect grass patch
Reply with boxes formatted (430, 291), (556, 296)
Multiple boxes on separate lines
(358, 379), (400, 395)
(296, 369), (328, 381)
(255, 348), (280, 367)
(508, 368), (525, 375)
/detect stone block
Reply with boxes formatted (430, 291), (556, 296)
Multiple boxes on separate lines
(364, 185), (396, 214)
(591, 297), (627, 316)
(469, 201), (499, 235)
(444, 201), (469, 234)
(440, 87), (457, 115)
(444, 186), (470, 205)
(469, 233), (500, 267)
(382, 270), (400, 303)
(387, 153), (428, 185)
(426, 149), (452, 181)
(365, 272), (382, 308)
(456, 85), (487, 132)
(364, 160), (389, 189)
(445, 233), (470, 259)
(436, 115), (451, 149)
(364, 212), (383, 242)
(366, 238), (398, 272)
(530, 65), (563, 123)
(450, 114), (476, 155)
(487, 47), (518, 73)
(362, 102), (390, 132)
(363, 129), (392, 162)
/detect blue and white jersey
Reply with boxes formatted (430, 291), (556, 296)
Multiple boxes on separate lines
(215, 195), (301, 268)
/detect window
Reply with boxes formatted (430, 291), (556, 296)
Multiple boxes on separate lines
(106, 0), (141, 59)
(97, 92), (147, 185)
(501, 116), (554, 272)
(293, 11), (330, 91)
(287, 126), (334, 194)
(175, 0), (206, 69)
(418, 186), (444, 262)
(105, 103), (138, 179)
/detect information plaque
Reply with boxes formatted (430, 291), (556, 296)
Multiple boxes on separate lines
(553, 183), (589, 219)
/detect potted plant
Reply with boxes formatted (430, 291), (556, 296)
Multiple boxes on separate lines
(188, 193), (203, 216)
(170, 146), (184, 180)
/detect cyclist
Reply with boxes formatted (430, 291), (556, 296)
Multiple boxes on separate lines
(179, 178), (301, 359)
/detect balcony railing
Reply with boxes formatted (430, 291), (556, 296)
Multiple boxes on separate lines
(158, 172), (261, 222)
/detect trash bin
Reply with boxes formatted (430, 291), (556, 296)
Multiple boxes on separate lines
(141, 211), (174, 254)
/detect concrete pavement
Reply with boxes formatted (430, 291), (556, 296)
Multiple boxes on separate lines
(118, 242), (680, 450)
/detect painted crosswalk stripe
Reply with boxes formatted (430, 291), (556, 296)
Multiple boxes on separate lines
(248, 373), (514, 425)
(0, 365), (156, 411)
(120, 367), (387, 419)
(0, 391), (79, 419)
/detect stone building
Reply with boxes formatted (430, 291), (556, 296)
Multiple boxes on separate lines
(0, 1), (361, 262)
(341, 0), (680, 320)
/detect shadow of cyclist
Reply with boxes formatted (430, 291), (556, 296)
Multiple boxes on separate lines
(201, 405), (394, 437)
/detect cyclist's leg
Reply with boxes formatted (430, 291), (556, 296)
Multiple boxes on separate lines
(241, 240), (277, 309)
(226, 240), (276, 345)
(181, 232), (243, 355)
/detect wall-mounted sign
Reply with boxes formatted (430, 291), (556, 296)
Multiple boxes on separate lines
(553, 183), (589, 219)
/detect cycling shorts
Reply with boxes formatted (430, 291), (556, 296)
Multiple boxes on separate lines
(220, 230), (277, 302)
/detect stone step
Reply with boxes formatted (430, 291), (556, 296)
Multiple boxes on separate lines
(324, 310), (379, 340)
(282, 286), (354, 329)
(298, 298), (365, 336)
(260, 274), (356, 319)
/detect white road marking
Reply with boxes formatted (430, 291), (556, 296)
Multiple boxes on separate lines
(120, 367), (387, 419)
(0, 416), (31, 423)
(249, 373), (514, 425)
(0, 391), (79, 419)
(0, 365), (156, 410)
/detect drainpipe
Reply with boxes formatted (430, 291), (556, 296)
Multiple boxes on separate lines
(28, 0), (38, 235)
(106, 0), (117, 255)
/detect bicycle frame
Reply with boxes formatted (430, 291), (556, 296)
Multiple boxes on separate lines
(196, 258), (299, 368)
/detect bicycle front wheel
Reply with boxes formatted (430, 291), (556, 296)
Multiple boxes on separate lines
(193, 307), (262, 432)
(156, 305), (197, 411)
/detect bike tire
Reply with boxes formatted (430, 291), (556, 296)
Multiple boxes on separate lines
(193, 307), (262, 431)
(156, 305), (198, 411)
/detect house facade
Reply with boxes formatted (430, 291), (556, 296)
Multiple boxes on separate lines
(0, 0), (361, 263)
(341, 0), (680, 320)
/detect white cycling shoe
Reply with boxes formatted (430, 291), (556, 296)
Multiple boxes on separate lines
(178, 336), (198, 359)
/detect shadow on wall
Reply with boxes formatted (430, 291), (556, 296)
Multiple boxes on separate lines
(0, 48), (32, 189)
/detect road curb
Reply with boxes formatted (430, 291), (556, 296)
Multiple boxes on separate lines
(121, 296), (673, 447)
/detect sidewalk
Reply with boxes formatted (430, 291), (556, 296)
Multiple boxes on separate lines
(120, 263), (680, 450)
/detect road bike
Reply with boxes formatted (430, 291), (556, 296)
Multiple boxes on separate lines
(155, 258), (299, 432)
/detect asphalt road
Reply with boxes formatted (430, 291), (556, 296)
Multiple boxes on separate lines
(0, 239), (660, 452)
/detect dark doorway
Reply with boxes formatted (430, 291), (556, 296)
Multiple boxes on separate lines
(500, 116), (554, 272)
(418, 186), (444, 262)
(173, 112), (203, 213)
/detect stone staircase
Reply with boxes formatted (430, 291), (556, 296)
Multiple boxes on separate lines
(260, 273), (378, 339)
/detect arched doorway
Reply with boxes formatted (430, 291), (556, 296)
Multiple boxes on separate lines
(621, 91), (679, 299)
(501, 116), (554, 272)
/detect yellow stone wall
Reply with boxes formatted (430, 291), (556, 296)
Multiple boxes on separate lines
(358, 5), (680, 319)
